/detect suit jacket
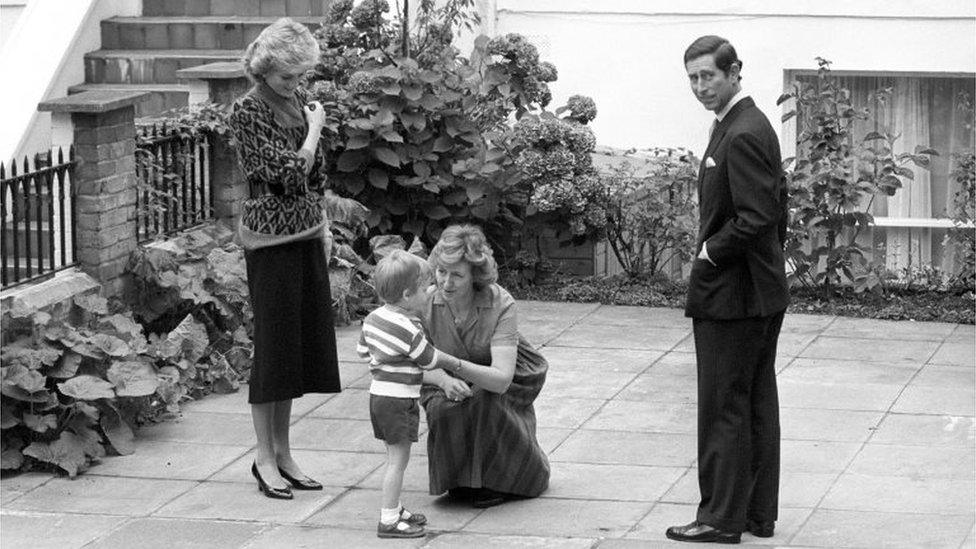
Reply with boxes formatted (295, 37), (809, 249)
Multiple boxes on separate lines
(684, 97), (789, 320)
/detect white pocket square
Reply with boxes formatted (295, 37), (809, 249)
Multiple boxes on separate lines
(705, 157), (716, 168)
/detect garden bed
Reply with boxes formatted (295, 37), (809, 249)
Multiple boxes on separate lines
(505, 272), (975, 324)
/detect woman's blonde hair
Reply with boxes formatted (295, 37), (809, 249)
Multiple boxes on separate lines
(429, 224), (498, 291)
(242, 18), (320, 83)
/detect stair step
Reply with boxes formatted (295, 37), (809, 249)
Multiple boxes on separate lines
(68, 83), (190, 117)
(142, 0), (331, 17)
(102, 16), (323, 50)
(84, 49), (241, 84)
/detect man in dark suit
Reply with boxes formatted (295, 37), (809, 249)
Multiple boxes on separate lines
(666, 36), (790, 545)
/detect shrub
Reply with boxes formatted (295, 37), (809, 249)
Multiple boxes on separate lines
(944, 94), (976, 289)
(594, 148), (698, 278)
(307, 1), (594, 262)
(778, 58), (936, 295)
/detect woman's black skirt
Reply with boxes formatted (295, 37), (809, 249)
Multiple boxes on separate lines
(244, 237), (341, 403)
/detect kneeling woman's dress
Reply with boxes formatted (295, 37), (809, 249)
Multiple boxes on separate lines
(419, 284), (550, 497)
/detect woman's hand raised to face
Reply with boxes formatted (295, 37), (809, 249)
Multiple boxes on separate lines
(303, 101), (325, 131)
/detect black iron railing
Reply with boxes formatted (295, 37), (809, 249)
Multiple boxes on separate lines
(136, 124), (213, 242)
(1, 148), (77, 290)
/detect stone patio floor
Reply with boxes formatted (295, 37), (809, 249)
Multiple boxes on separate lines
(2, 302), (974, 548)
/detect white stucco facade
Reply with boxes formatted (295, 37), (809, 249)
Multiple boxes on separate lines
(487, 0), (975, 155)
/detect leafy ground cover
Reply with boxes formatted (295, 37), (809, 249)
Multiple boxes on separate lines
(504, 271), (975, 324)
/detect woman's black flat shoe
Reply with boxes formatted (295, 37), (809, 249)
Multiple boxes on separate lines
(278, 467), (323, 490)
(251, 462), (293, 500)
(472, 488), (508, 508)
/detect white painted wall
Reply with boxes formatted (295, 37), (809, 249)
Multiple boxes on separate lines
(0, 0), (140, 162)
(491, 0), (976, 155)
(0, 0), (28, 50)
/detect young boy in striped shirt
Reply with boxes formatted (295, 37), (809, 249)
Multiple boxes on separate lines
(357, 249), (453, 539)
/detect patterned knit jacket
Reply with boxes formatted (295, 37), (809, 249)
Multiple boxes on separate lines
(227, 87), (330, 250)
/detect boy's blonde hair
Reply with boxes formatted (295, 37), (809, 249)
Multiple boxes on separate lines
(242, 18), (320, 83)
(374, 250), (430, 304)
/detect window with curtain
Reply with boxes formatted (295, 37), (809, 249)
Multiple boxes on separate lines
(785, 71), (975, 277)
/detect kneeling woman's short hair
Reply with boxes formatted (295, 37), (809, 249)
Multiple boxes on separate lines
(242, 17), (320, 82)
(429, 224), (498, 291)
(374, 250), (430, 304)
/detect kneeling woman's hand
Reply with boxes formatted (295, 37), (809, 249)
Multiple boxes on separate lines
(440, 376), (472, 402)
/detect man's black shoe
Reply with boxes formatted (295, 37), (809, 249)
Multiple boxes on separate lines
(746, 520), (774, 538)
(665, 521), (741, 544)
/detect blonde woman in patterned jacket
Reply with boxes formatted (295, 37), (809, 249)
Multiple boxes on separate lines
(227, 18), (340, 500)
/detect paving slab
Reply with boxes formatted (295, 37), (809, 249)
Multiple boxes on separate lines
(0, 512), (129, 549)
(544, 462), (685, 502)
(779, 408), (884, 442)
(848, 443), (976, 479)
(306, 387), (372, 421)
(551, 429), (697, 467)
(822, 317), (957, 341)
(550, 323), (690, 351)
(870, 413), (976, 446)
(536, 427), (576, 454)
(777, 379), (903, 411)
(582, 400), (697, 434)
(614, 370), (697, 404)
(0, 472), (50, 505)
(929, 338), (976, 366)
(791, 508), (974, 548)
(780, 440), (862, 474)
(461, 497), (654, 538)
(87, 517), (265, 549)
(135, 411), (256, 445)
(777, 358), (918, 386)
(533, 394), (605, 429)
(821, 473), (976, 514)
(540, 346), (665, 373)
(5, 476), (196, 516)
(581, 305), (691, 328)
(800, 336), (941, 364)
(543, 366), (639, 400)
(89, 440), (249, 480)
(425, 533), (596, 548)
(212, 448), (384, 487)
(152, 481), (343, 523)
(662, 469), (836, 508)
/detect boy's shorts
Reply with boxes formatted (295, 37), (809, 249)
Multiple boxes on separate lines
(370, 394), (420, 444)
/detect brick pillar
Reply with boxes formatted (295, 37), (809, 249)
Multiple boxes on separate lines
(177, 62), (251, 228)
(38, 90), (149, 296)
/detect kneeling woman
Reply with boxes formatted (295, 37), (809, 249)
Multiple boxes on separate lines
(420, 224), (550, 508)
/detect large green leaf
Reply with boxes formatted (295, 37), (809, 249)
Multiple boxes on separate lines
(1, 402), (19, 428)
(91, 333), (131, 358)
(99, 405), (135, 456)
(47, 350), (83, 379)
(368, 168), (389, 189)
(2, 365), (46, 394)
(1, 438), (24, 470)
(165, 314), (209, 363)
(373, 147), (401, 167)
(99, 314), (144, 341)
(58, 375), (115, 400)
(23, 413), (57, 433)
(23, 432), (89, 477)
(0, 344), (62, 371)
(107, 361), (159, 397)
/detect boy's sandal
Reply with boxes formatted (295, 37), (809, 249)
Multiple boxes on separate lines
(377, 519), (426, 538)
(400, 508), (427, 526)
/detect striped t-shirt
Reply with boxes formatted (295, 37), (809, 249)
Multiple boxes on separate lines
(357, 305), (436, 398)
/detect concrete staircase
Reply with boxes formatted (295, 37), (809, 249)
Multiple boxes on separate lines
(69, 0), (331, 117)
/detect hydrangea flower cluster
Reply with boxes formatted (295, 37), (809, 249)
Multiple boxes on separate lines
(513, 111), (606, 236)
(350, 0), (390, 30)
(486, 34), (557, 108)
(328, 0), (354, 22)
(348, 71), (379, 95)
(566, 95), (597, 123)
